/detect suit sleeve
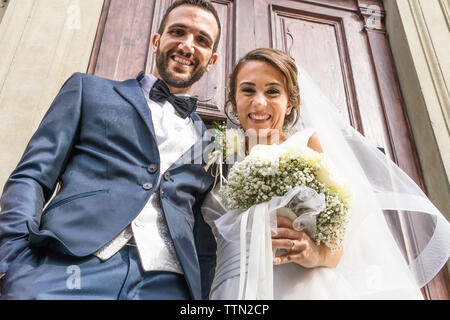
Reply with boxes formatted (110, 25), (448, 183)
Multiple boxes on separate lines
(0, 72), (83, 275)
(193, 180), (217, 300)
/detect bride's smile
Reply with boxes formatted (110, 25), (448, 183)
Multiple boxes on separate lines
(248, 112), (271, 122)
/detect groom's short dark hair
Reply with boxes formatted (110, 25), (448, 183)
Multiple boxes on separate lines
(157, 0), (221, 53)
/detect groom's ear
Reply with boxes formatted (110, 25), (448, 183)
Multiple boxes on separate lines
(152, 34), (160, 53)
(206, 53), (219, 72)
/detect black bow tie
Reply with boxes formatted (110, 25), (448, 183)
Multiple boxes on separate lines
(149, 79), (197, 119)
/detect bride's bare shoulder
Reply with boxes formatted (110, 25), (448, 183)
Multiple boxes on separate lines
(307, 132), (323, 153)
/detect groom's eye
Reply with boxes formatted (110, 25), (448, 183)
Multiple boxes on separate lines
(169, 29), (184, 36)
(197, 36), (211, 48)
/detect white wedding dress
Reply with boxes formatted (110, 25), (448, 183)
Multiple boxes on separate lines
(201, 129), (424, 300)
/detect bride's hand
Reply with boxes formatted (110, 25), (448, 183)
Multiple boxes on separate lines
(272, 216), (343, 268)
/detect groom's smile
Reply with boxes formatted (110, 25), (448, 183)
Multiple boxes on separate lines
(171, 53), (195, 67)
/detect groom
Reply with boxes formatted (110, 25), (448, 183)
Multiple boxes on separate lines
(0, 0), (220, 300)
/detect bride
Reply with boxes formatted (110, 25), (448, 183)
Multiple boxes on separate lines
(201, 48), (450, 299)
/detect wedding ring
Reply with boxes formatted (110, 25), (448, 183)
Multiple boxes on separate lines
(289, 240), (295, 252)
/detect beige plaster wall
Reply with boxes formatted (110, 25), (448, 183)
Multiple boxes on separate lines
(383, 0), (450, 221)
(0, 0), (10, 22)
(0, 0), (104, 194)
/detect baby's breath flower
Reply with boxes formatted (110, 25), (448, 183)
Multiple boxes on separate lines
(222, 143), (352, 251)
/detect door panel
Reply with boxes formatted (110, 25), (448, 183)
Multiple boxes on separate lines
(270, 4), (361, 133)
(89, 0), (155, 80)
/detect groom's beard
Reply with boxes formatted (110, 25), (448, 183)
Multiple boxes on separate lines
(155, 46), (209, 89)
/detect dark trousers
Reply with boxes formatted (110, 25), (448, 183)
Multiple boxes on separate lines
(0, 244), (190, 300)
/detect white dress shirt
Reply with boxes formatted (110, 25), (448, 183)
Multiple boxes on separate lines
(94, 74), (201, 274)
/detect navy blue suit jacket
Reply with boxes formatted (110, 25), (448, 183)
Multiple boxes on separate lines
(0, 73), (217, 299)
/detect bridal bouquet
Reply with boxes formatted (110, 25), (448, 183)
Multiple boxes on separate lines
(221, 143), (352, 250)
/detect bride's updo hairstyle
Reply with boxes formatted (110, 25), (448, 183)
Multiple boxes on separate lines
(226, 48), (300, 129)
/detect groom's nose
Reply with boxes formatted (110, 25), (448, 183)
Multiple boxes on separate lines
(178, 34), (195, 56)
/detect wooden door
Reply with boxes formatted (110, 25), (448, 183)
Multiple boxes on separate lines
(88, 0), (449, 299)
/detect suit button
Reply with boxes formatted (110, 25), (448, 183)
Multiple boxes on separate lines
(163, 172), (171, 181)
(160, 190), (165, 198)
(142, 182), (153, 190)
(147, 164), (158, 174)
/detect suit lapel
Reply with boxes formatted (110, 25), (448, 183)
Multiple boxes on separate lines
(113, 79), (157, 140)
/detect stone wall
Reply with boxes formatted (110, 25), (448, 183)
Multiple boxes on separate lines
(383, 0), (450, 221)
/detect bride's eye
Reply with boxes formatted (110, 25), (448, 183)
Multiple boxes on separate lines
(241, 87), (255, 94)
(266, 88), (280, 95)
